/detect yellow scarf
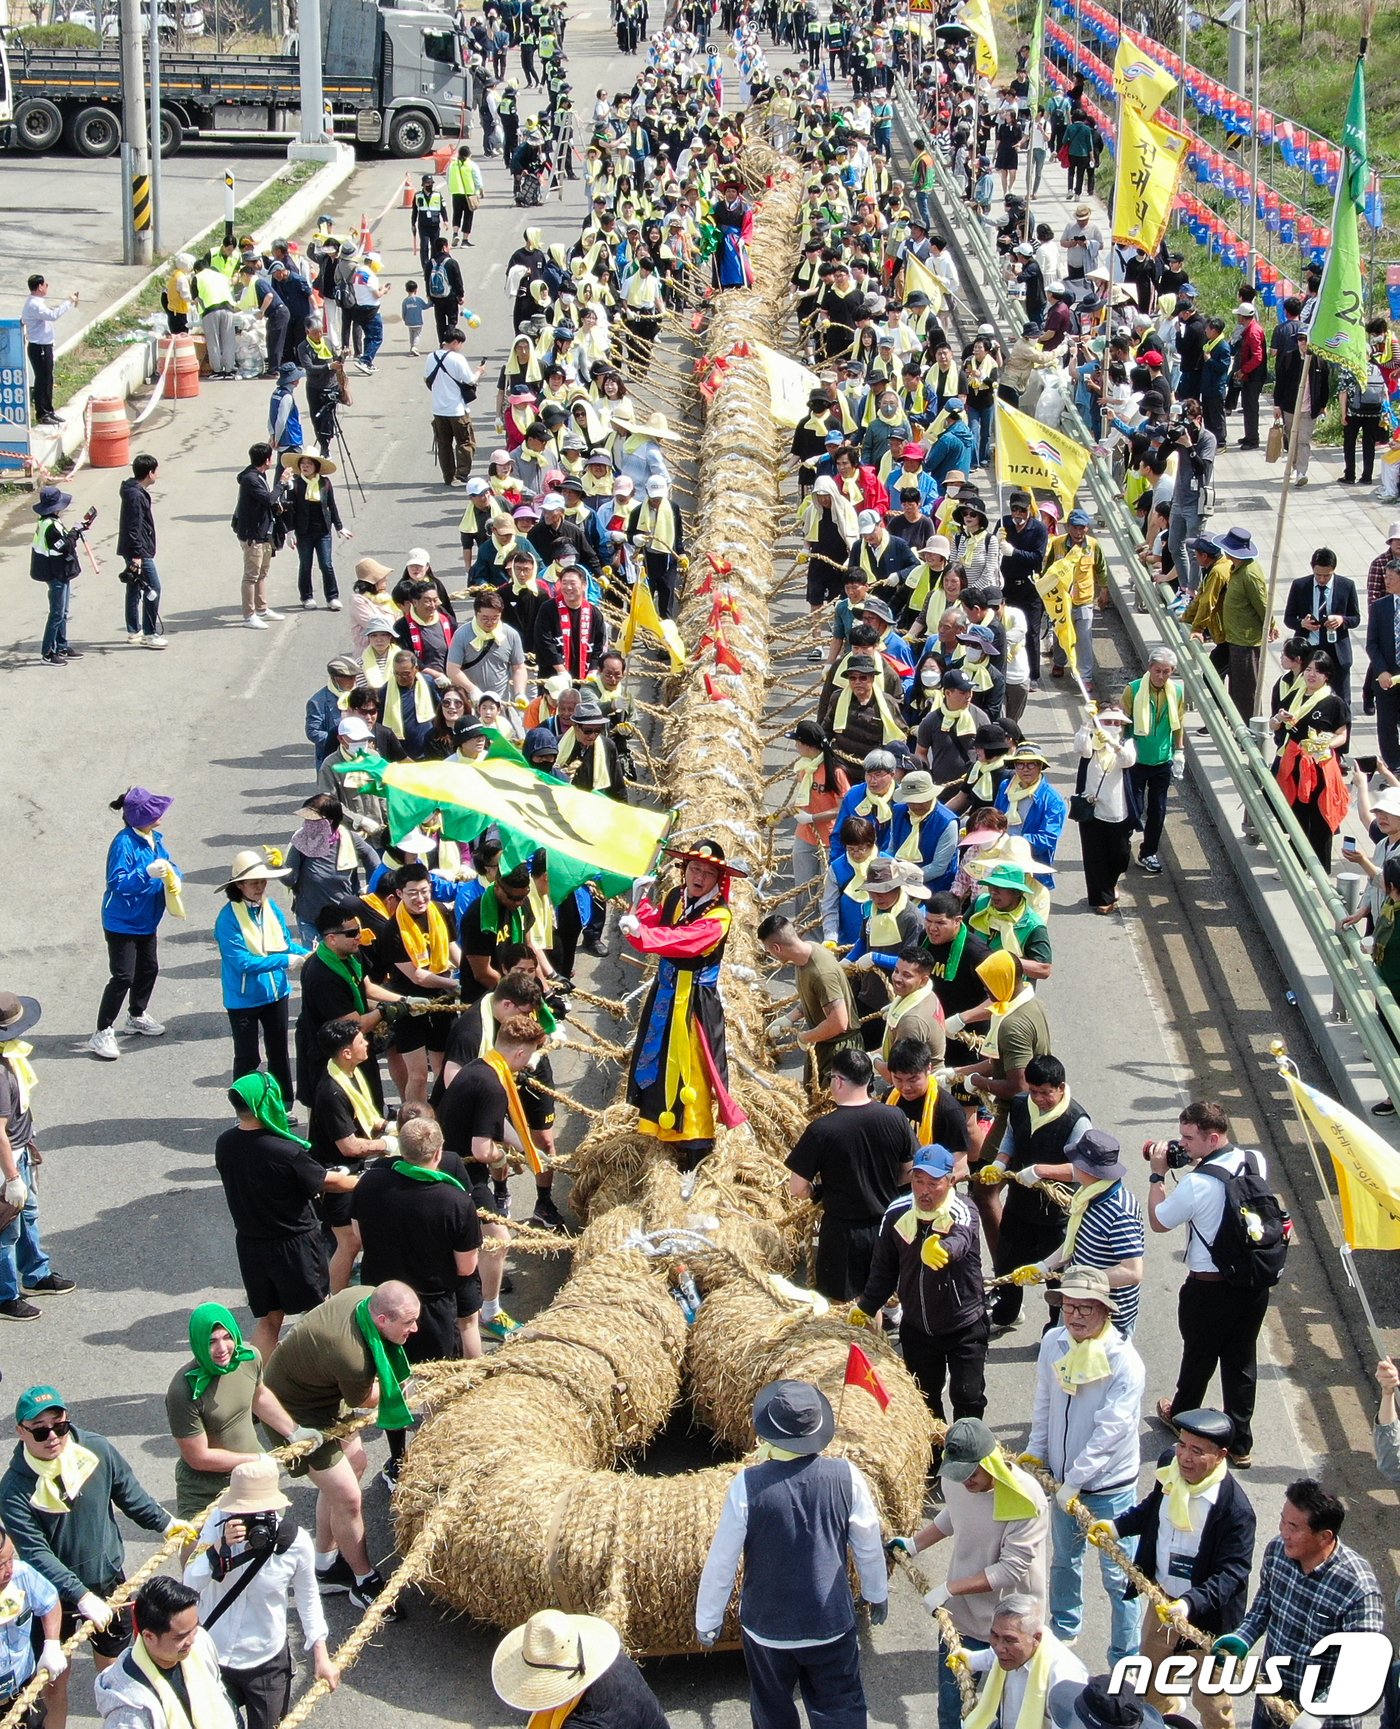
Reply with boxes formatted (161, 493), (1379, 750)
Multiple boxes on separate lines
(383, 674), (435, 741)
(360, 646), (393, 689)
(231, 898), (287, 956)
(395, 902), (450, 974)
(1156, 1455), (1228, 1531)
(981, 1448), (1042, 1522)
(29, 1440), (100, 1514)
(326, 1060), (379, 1136)
(976, 951), (1026, 1060)
(0, 1043), (38, 1112)
(1002, 775), (1042, 827)
(131, 1631), (232, 1729)
(895, 809), (929, 865)
(894, 1197), (953, 1243)
(969, 894), (1029, 959)
(557, 727), (610, 788)
(866, 890), (910, 949)
(938, 699), (978, 739)
(888, 1083), (938, 1144)
(528, 1705), (580, 1729)
(832, 683), (905, 745)
(304, 475), (322, 503)
(333, 826), (358, 873)
(481, 1048), (543, 1175)
(634, 499), (678, 553)
(1285, 681), (1334, 740)
(1063, 1177), (1115, 1259)
(1054, 1319), (1115, 1394)
(0, 1582), (29, 1626)
(963, 1615), (1057, 1729)
(793, 757), (822, 808)
(883, 983), (933, 1057)
(528, 881), (557, 947)
(1132, 677), (1183, 740)
(967, 754), (1006, 803)
(1028, 1086), (1071, 1132)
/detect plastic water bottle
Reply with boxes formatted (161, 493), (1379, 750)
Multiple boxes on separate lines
(674, 1262), (702, 1323)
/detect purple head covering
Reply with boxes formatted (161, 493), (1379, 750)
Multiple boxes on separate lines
(122, 788), (173, 830)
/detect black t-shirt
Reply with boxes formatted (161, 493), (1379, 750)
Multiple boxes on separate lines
(351, 1163), (481, 1298)
(378, 910), (453, 1000)
(295, 953), (366, 1103)
(785, 1101), (917, 1222)
(457, 892), (536, 1002)
(434, 1011), (555, 1133)
(309, 1071), (366, 1169)
(920, 927), (995, 1018)
(889, 1086), (969, 1152)
(213, 1126), (325, 1239)
(437, 1057), (508, 1183)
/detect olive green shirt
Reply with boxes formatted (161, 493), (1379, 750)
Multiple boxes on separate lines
(991, 995), (1052, 1080)
(795, 944), (861, 1085)
(262, 1287), (375, 1429)
(165, 1353), (263, 1518)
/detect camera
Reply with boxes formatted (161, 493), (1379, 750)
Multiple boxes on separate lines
(1167, 418), (1193, 444)
(236, 1510), (281, 1556)
(1143, 1138), (1191, 1169)
(117, 562), (157, 598)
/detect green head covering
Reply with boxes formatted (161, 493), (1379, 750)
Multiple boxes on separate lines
(185, 1302), (258, 1401)
(230, 1071), (310, 1148)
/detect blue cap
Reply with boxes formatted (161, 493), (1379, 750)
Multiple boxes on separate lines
(912, 1144), (956, 1177)
(1066, 508), (1092, 527)
(945, 396), (965, 412)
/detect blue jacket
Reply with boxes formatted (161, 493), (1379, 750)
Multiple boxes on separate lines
(305, 685), (345, 766)
(993, 778), (1069, 884)
(890, 800), (959, 891)
(101, 825), (176, 936)
(922, 421), (978, 485)
(214, 898), (305, 1009)
(829, 783), (896, 873)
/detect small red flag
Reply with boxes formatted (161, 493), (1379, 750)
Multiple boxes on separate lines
(714, 637), (743, 676)
(844, 1342), (891, 1411)
(702, 672), (732, 703)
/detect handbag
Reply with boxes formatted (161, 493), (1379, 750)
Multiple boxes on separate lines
(1068, 766), (1108, 824)
(1265, 421), (1284, 464)
(467, 193), (481, 211)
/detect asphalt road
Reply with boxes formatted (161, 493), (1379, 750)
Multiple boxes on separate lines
(0, 16), (1391, 1729)
(1, 146), (291, 344)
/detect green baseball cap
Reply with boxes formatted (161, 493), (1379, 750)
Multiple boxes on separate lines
(16, 1386), (64, 1425)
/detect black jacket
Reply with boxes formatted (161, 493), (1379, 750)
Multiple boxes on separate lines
(232, 464), (278, 543)
(115, 476), (156, 559)
(999, 515), (1048, 593)
(429, 254), (464, 304)
(1366, 593), (1400, 678)
(1283, 572), (1360, 671)
(285, 474), (344, 538)
(1113, 1448), (1255, 1632)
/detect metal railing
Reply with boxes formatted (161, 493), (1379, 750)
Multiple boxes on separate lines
(888, 80), (1400, 1105)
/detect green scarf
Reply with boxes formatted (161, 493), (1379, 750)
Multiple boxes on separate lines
(314, 941), (367, 1015)
(392, 1158), (465, 1191)
(185, 1302), (258, 1402)
(478, 883), (525, 941)
(231, 1071), (310, 1149)
(355, 1295), (414, 1430)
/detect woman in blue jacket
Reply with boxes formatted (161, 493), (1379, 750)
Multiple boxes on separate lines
(90, 787), (182, 1062)
(212, 849), (306, 1107)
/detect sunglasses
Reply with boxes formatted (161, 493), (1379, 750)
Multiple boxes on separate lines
(25, 1419), (71, 1442)
(328, 927), (362, 940)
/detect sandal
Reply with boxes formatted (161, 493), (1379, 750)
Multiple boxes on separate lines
(1154, 1397), (1177, 1429)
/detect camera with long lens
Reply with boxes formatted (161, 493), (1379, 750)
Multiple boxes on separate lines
(1143, 1137), (1192, 1169)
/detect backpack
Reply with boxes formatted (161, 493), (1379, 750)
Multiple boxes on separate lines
(1193, 1148), (1290, 1290)
(429, 260), (452, 299)
(333, 268), (356, 311)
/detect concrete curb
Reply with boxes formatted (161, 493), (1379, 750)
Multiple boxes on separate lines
(31, 144), (358, 472)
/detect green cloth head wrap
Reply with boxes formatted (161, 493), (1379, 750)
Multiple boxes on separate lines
(186, 1302), (258, 1401)
(231, 1071), (311, 1149)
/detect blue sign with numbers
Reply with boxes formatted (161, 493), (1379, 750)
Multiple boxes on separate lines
(0, 319), (32, 479)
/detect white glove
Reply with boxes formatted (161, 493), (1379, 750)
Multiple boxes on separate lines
(618, 913), (641, 936)
(39, 1641), (67, 1679)
(943, 1012), (965, 1036)
(696, 1626), (720, 1648)
(287, 953), (306, 972)
(77, 1590), (116, 1630)
(923, 1583), (951, 1611)
(1171, 750), (1185, 783)
(3, 1178), (27, 1210)
(548, 1026), (568, 1047)
(1055, 1482), (1081, 1513)
(288, 1425), (324, 1449)
(145, 860), (169, 878)
(851, 953), (875, 972)
(933, 1067), (957, 1087)
(1013, 1165), (1042, 1188)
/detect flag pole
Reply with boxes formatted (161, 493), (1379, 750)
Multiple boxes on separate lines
(1270, 1042), (1391, 1361)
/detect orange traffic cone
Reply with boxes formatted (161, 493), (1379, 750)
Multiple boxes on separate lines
(400, 174), (413, 209)
(359, 212), (372, 251)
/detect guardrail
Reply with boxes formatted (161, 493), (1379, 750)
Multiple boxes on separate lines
(889, 78), (1400, 1108)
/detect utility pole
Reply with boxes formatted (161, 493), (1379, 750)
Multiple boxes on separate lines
(118, 0), (152, 265)
(298, 0), (325, 144)
(1226, 0), (1248, 96)
(148, 0), (162, 253)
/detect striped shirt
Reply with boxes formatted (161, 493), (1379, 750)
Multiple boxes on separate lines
(1064, 1180), (1145, 1335)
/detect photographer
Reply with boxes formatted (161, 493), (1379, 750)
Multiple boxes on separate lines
(30, 485), (87, 668)
(1164, 401), (1215, 593)
(1146, 1100), (1283, 1469)
(184, 1458), (337, 1729)
(116, 456), (164, 650)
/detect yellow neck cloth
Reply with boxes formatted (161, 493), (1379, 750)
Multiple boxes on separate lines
(1156, 1454), (1227, 1531)
(1054, 1317), (1115, 1394)
(29, 1439), (100, 1514)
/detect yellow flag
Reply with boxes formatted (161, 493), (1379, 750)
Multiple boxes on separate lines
(1035, 554), (1078, 674)
(960, 0), (998, 78)
(902, 248), (947, 315)
(994, 398), (1090, 507)
(619, 574), (688, 673)
(1112, 103), (1188, 256)
(1112, 38), (1177, 117)
(753, 340), (822, 431)
(1284, 1073), (1400, 1250)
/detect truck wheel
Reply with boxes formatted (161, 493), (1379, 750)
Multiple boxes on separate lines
(387, 110), (434, 158)
(14, 98), (64, 152)
(70, 105), (122, 157)
(158, 109), (185, 156)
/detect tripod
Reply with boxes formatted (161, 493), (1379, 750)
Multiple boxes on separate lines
(328, 406), (366, 507)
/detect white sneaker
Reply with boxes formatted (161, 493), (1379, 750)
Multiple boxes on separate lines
(87, 1029), (120, 1061)
(260, 609), (286, 621)
(142, 635), (168, 649)
(327, 598), (343, 611)
(243, 614), (269, 629)
(303, 598), (319, 611)
(124, 1012), (166, 1037)
(127, 632), (143, 646)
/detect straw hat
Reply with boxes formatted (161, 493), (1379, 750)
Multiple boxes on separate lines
(221, 1456), (290, 1515)
(281, 451), (337, 475)
(492, 1611), (622, 1712)
(611, 406), (679, 441)
(355, 558), (392, 585)
(220, 849), (290, 890)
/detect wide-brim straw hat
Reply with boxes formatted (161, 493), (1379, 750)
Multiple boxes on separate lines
(282, 451), (337, 474)
(220, 849), (290, 890)
(492, 1610), (621, 1711)
(611, 406), (679, 441)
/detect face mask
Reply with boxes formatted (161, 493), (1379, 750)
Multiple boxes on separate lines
(920, 666), (940, 688)
(964, 648), (985, 665)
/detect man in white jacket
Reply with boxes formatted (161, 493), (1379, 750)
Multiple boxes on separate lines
(1024, 1265), (1145, 1667)
(94, 1576), (239, 1729)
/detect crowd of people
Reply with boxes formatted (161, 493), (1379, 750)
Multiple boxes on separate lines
(11, 0), (1400, 1727)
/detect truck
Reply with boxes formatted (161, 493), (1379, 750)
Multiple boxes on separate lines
(7, 0), (464, 157)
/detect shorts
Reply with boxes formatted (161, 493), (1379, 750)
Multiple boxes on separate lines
(236, 1231), (330, 1319)
(61, 1584), (131, 1657)
(471, 1180), (503, 1222)
(392, 1007), (451, 1055)
(316, 1186), (355, 1230)
(455, 1269), (483, 1317)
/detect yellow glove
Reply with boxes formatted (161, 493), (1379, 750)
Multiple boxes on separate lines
(822, 939), (838, 950)
(164, 1520), (200, 1545)
(1156, 1599), (1189, 1625)
(848, 1305), (871, 1328)
(1086, 1520), (1117, 1545)
(977, 1164), (1008, 1185)
(1017, 1452), (1045, 1470)
(1009, 1263), (1047, 1286)
(920, 1235), (950, 1270)
(945, 1648), (971, 1675)
(512, 696), (529, 711)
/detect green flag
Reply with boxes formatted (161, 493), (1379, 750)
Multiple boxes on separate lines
(1309, 56), (1369, 387)
(1027, 0), (1045, 122)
